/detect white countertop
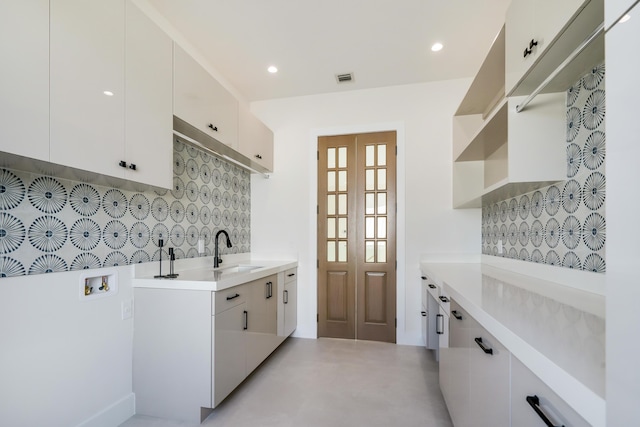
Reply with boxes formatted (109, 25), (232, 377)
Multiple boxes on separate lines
(420, 261), (605, 427)
(133, 256), (297, 291)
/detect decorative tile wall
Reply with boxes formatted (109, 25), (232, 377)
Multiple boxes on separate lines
(482, 64), (606, 273)
(0, 139), (251, 277)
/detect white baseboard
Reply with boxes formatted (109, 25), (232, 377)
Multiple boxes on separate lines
(76, 393), (135, 427)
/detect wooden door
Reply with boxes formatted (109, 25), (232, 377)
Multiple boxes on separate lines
(317, 131), (396, 343)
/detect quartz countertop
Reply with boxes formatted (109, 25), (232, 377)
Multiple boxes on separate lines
(133, 257), (297, 291)
(420, 261), (605, 427)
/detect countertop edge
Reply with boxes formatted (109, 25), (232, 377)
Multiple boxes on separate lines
(421, 261), (605, 427)
(133, 260), (298, 291)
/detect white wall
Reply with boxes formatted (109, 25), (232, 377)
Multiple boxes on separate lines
(250, 80), (480, 345)
(0, 267), (135, 427)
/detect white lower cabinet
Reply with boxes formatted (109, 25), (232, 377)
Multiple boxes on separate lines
(511, 356), (589, 427)
(279, 268), (298, 337)
(440, 299), (510, 427)
(134, 272), (294, 423)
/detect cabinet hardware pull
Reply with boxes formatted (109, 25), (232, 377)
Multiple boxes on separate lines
(421, 276), (427, 280)
(428, 284), (436, 289)
(119, 160), (127, 168)
(243, 310), (248, 330)
(284, 290), (289, 304)
(523, 39), (538, 57)
(474, 337), (493, 355)
(128, 163), (136, 171)
(452, 310), (462, 320)
(207, 123), (218, 132)
(421, 311), (427, 317)
(526, 395), (564, 427)
(265, 282), (270, 299)
(255, 154), (262, 159)
(436, 314), (444, 334)
(439, 296), (449, 303)
(287, 273), (295, 277)
(226, 293), (240, 301)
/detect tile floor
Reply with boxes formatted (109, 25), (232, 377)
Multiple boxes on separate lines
(120, 338), (453, 427)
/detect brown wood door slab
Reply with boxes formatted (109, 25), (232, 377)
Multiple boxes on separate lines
(317, 131), (396, 343)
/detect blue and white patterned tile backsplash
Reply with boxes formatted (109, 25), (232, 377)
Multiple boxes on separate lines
(0, 139), (250, 277)
(482, 64), (606, 273)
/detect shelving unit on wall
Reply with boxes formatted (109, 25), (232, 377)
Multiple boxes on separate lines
(452, 26), (566, 209)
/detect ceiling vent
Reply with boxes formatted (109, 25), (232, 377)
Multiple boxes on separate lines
(335, 73), (355, 84)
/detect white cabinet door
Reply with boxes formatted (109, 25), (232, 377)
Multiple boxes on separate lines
(439, 301), (467, 427)
(50, 0), (125, 178)
(0, 0), (49, 161)
(511, 355), (589, 426)
(505, 0), (592, 95)
(238, 103), (274, 172)
(246, 276), (278, 374)
(283, 273), (297, 337)
(125, 0), (173, 189)
(174, 45), (238, 148)
(213, 302), (247, 407)
(605, 0), (638, 29)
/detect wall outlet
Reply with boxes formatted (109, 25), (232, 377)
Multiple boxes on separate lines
(121, 300), (133, 320)
(198, 238), (205, 254)
(497, 239), (503, 254)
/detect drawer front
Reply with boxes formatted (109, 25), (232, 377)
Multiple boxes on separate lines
(284, 268), (297, 284)
(511, 355), (589, 427)
(213, 285), (247, 314)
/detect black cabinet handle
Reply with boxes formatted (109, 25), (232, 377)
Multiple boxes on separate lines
(287, 273), (296, 277)
(452, 310), (462, 320)
(265, 282), (271, 299)
(128, 163), (136, 171)
(243, 310), (248, 330)
(421, 311), (427, 317)
(421, 276), (427, 280)
(226, 293), (240, 301)
(208, 123), (218, 132)
(436, 314), (444, 335)
(119, 160), (127, 168)
(526, 395), (564, 427)
(439, 296), (449, 303)
(255, 154), (262, 159)
(523, 39), (539, 57)
(474, 337), (493, 355)
(284, 289), (289, 304)
(428, 284), (436, 289)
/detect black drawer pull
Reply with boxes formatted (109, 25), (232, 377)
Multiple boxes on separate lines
(287, 273), (295, 277)
(243, 310), (248, 330)
(421, 311), (427, 317)
(226, 293), (240, 301)
(526, 395), (564, 427)
(474, 337), (493, 355)
(208, 123), (218, 132)
(436, 314), (444, 335)
(439, 296), (449, 303)
(284, 290), (289, 304)
(421, 276), (427, 280)
(451, 310), (462, 320)
(428, 284), (436, 289)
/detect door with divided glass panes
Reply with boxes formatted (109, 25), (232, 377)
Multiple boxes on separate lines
(317, 131), (396, 343)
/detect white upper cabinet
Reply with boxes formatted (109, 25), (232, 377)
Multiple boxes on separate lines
(50, 0), (126, 178)
(506, 0), (604, 96)
(605, 0), (638, 29)
(0, 0), (50, 161)
(174, 45), (239, 148)
(238, 103), (274, 172)
(125, 1), (173, 188)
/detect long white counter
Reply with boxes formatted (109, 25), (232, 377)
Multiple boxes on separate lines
(420, 261), (605, 427)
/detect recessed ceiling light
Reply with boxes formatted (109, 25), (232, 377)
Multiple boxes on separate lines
(268, 66), (278, 73)
(619, 14), (631, 23)
(431, 43), (443, 52)
(103, 90), (114, 96)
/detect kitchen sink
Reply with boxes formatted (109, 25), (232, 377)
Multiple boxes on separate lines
(214, 264), (263, 275)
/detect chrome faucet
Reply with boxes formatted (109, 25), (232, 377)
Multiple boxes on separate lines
(214, 229), (232, 268)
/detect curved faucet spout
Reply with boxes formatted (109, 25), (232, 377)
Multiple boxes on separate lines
(214, 230), (232, 268)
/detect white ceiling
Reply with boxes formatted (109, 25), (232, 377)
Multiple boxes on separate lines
(145, 0), (511, 101)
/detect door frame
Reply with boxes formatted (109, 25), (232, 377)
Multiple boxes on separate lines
(309, 122), (407, 343)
